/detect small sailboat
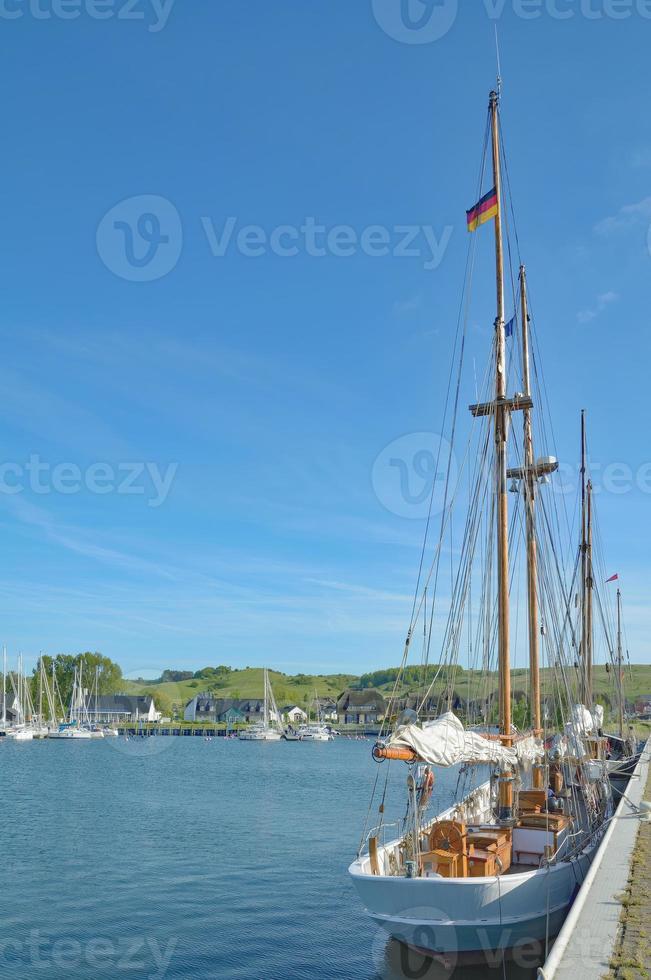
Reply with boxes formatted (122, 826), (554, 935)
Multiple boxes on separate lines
(239, 669), (284, 741)
(48, 664), (93, 739)
(348, 87), (613, 960)
(298, 692), (334, 741)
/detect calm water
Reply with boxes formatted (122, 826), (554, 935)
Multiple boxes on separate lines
(0, 738), (541, 979)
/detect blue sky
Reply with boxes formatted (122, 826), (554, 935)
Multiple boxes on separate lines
(0, 1), (649, 677)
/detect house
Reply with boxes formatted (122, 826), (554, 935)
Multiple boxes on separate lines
(281, 705), (308, 724)
(183, 694), (280, 724)
(86, 694), (160, 724)
(314, 697), (338, 721)
(336, 689), (387, 725)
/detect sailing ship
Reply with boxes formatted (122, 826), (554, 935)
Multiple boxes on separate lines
(348, 88), (614, 959)
(239, 668), (284, 741)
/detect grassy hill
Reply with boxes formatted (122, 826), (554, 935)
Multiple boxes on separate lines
(124, 667), (357, 714)
(124, 663), (651, 717)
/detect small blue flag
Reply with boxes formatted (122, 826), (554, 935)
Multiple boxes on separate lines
(505, 316), (515, 338)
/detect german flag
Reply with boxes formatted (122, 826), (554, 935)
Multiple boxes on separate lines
(466, 187), (498, 232)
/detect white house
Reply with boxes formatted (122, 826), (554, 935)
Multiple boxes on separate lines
(281, 705), (308, 724)
(86, 695), (160, 724)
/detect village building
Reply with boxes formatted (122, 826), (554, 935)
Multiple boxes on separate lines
(336, 689), (386, 725)
(86, 695), (160, 724)
(183, 694), (281, 724)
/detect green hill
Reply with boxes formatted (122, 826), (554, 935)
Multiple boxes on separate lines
(124, 667), (357, 714)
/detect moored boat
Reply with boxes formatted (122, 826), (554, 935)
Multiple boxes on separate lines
(348, 85), (614, 961)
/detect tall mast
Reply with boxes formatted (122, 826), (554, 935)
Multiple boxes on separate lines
(586, 481), (594, 709)
(579, 410), (593, 707)
(263, 668), (269, 729)
(2, 645), (6, 728)
(490, 90), (514, 824)
(616, 589), (624, 739)
(519, 269), (543, 787)
(490, 90), (510, 746)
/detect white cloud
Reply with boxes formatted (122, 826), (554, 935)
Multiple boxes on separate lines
(577, 291), (619, 325)
(594, 197), (651, 236)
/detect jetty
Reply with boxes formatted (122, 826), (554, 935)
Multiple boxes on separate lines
(539, 739), (651, 979)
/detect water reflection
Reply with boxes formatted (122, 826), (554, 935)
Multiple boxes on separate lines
(377, 937), (543, 980)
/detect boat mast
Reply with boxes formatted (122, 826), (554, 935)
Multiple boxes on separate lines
(518, 268), (544, 787)
(490, 89), (514, 821)
(263, 668), (269, 729)
(2, 645), (6, 728)
(586, 480), (594, 709)
(616, 588), (624, 738)
(579, 411), (594, 708)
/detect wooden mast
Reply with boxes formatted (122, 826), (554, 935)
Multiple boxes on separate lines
(586, 480), (594, 709)
(617, 588), (624, 739)
(579, 410), (596, 716)
(580, 411), (589, 706)
(489, 90), (513, 822)
(519, 267), (544, 788)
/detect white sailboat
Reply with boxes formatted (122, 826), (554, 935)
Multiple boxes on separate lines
(5, 654), (37, 740)
(348, 87), (613, 960)
(49, 663), (93, 740)
(239, 668), (284, 741)
(298, 692), (334, 741)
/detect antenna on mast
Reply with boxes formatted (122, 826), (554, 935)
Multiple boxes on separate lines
(494, 25), (503, 98)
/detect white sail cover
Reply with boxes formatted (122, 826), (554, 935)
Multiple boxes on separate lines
(386, 712), (541, 768)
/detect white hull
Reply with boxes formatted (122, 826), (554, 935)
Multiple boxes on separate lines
(350, 844), (594, 955)
(239, 728), (283, 741)
(298, 726), (333, 741)
(7, 728), (34, 741)
(48, 729), (93, 740)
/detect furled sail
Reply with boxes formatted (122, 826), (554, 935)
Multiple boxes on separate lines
(385, 712), (542, 768)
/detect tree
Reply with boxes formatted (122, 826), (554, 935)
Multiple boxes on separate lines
(32, 652), (123, 710)
(140, 688), (173, 717)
